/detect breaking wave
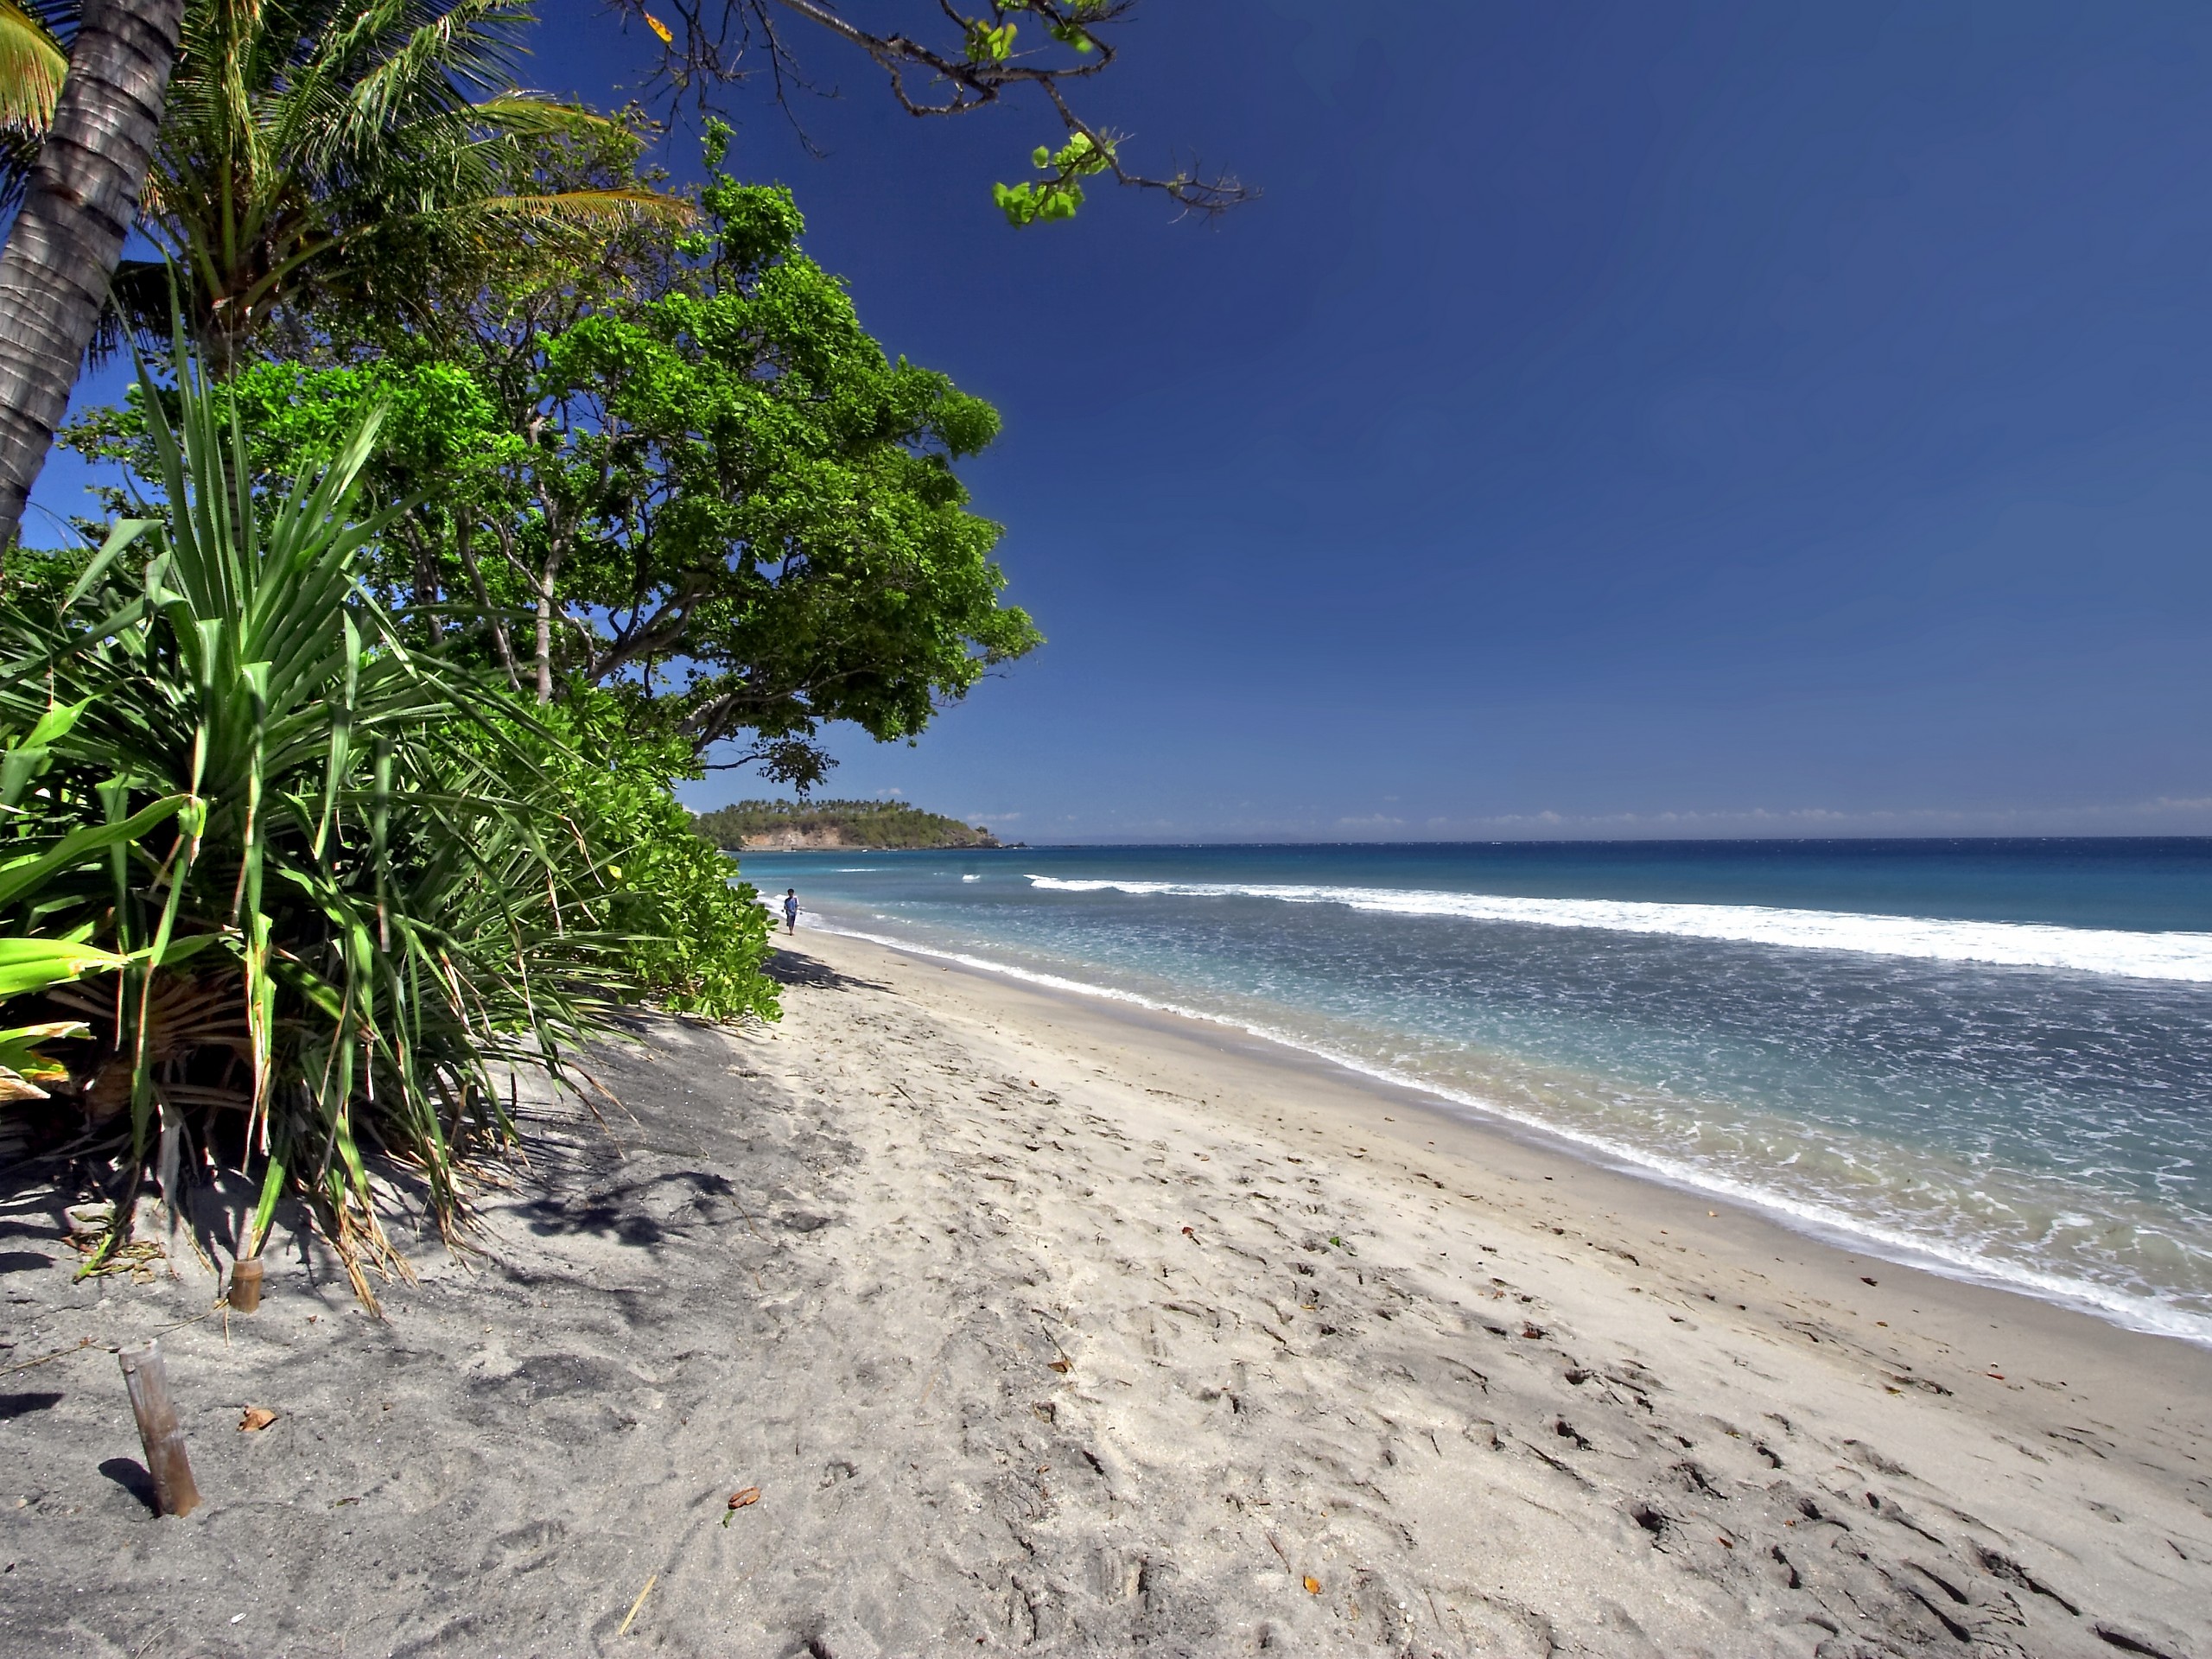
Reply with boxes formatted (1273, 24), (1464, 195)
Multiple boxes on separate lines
(1023, 877), (2212, 982)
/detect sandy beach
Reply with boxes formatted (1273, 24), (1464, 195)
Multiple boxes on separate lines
(3, 926), (2209, 1657)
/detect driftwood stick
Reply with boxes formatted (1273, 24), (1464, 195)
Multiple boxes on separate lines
(118, 1340), (200, 1516)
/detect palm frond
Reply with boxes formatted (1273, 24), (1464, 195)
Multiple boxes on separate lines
(0, 0), (66, 130)
(311, 0), (531, 166)
(454, 183), (696, 231)
(143, 0), (667, 363)
(470, 92), (632, 140)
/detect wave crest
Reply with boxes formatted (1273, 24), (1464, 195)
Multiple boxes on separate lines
(1023, 877), (2212, 981)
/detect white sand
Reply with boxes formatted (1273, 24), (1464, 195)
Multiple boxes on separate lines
(3, 927), (2209, 1656)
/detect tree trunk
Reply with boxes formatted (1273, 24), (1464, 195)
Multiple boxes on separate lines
(0, 0), (184, 548)
(401, 517), (442, 643)
(534, 543), (563, 703)
(456, 519), (520, 690)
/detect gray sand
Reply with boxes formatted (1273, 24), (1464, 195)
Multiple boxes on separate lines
(3, 931), (2209, 1656)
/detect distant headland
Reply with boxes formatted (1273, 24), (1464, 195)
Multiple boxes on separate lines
(692, 799), (1010, 852)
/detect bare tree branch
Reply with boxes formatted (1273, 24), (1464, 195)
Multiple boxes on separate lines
(599, 0), (1252, 219)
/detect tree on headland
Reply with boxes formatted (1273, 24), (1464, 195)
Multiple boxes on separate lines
(693, 798), (1001, 850)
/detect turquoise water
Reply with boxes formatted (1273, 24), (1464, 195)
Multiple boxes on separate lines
(743, 839), (2212, 1343)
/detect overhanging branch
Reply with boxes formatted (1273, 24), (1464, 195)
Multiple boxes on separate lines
(599, 0), (1251, 218)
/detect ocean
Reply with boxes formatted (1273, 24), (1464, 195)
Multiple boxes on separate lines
(739, 838), (2212, 1344)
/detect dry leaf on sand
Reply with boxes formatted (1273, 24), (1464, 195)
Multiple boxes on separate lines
(1303, 1575), (1320, 1594)
(238, 1407), (277, 1432)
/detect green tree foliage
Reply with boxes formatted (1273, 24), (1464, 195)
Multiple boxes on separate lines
(532, 126), (1041, 772)
(532, 689), (778, 1020)
(693, 798), (1001, 849)
(0, 0), (1246, 555)
(67, 124), (1042, 786)
(606, 0), (1249, 226)
(123, 0), (691, 373)
(0, 334), (774, 1300)
(0, 0), (1156, 1307)
(994, 130), (1114, 226)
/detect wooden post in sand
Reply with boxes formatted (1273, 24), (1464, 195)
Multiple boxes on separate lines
(118, 1341), (200, 1516)
(226, 1256), (263, 1313)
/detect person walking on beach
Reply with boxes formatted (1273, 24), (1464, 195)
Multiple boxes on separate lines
(782, 889), (799, 933)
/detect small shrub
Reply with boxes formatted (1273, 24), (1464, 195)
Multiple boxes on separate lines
(528, 690), (779, 1023)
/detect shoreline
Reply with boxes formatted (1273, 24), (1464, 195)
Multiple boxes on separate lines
(798, 925), (2212, 1407)
(4, 926), (2208, 1655)
(793, 926), (2212, 1650)
(804, 913), (2212, 1350)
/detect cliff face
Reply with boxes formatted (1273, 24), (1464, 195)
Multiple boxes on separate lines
(740, 827), (853, 850)
(739, 827), (1008, 849)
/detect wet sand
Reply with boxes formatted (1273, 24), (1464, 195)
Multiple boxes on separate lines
(2, 927), (2208, 1656)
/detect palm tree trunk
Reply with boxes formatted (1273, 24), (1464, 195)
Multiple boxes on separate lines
(0, 0), (183, 548)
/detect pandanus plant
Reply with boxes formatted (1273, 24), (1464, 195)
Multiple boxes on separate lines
(0, 323), (619, 1304)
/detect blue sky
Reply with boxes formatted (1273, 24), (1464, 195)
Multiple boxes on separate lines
(36, 3), (2212, 841)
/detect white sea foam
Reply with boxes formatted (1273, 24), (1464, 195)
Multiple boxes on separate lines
(806, 912), (2212, 1345)
(1024, 877), (2212, 982)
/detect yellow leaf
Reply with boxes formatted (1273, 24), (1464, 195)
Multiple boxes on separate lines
(1303, 1575), (1320, 1594)
(238, 1406), (277, 1432)
(645, 11), (673, 44)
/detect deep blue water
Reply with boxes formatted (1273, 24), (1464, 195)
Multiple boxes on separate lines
(742, 839), (2212, 1342)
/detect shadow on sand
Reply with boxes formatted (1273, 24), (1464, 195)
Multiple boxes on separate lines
(515, 1167), (740, 1246)
(97, 1458), (157, 1516)
(764, 948), (890, 994)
